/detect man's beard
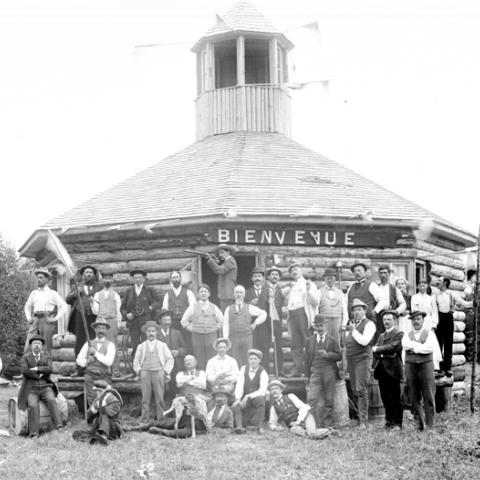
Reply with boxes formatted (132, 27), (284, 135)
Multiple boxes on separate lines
(172, 281), (181, 288)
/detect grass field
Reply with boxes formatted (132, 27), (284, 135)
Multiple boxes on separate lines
(1, 385), (480, 480)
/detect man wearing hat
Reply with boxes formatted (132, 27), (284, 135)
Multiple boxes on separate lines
(305, 315), (342, 428)
(345, 298), (376, 428)
(91, 272), (122, 377)
(402, 311), (436, 430)
(286, 264), (320, 376)
(18, 334), (63, 437)
(24, 268), (68, 354)
(67, 265), (101, 376)
(206, 337), (239, 394)
(268, 379), (331, 439)
(232, 349), (269, 434)
(76, 318), (116, 405)
(121, 269), (159, 366)
(245, 267), (271, 370)
(133, 320), (174, 423)
(207, 386), (234, 432)
(372, 310), (404, 429)
(206, 244), (238, 311)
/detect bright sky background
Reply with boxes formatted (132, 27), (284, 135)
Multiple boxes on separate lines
(1, 0), (480, 249)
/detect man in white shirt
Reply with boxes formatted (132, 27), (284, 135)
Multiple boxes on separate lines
(24, 268), (68, 354)
(402, 311), (436, 430)
(376, 265), (406, 328)
(205, 337), (239, 394)
(223, 285), (267, 368)
(76, 318), (116, 406)
(410, 279), (439, 331)
(286, 264), (320, 376)
(232, 349), (269, 434)
(92, 273), (123, 377)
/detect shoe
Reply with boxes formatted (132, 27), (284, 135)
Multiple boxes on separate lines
(29, 432), (39, 438)
(148, 427), (162, 435)
(95, 432), (108, 445)
(234, 427), (246, 434)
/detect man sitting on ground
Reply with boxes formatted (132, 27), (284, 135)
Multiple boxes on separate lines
(205, 337), (239, 394)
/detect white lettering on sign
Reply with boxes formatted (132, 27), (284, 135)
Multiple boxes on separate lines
(295, 230), (306, 244)
(325, 232), (336, 245)
(309, 231), (321, 245)
(260, 230), (272, 244)
(345, 232), (355, 246)
(274, 231), (286, 245)
(245, 229), (256, 243)
(218, 229), (230, 242)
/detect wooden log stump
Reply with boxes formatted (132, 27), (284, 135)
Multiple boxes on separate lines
(452, 343), (466, 354)
(51, 348), (76, 362)
(453, 332), (466, 343)
(59, 333), (77, 348)
(453, 311), (466, 321)
(52, 361), (77, 376)
(453, 366), (466, 382)
(452, 354), (466, 367)
(435, 385), (452, 413)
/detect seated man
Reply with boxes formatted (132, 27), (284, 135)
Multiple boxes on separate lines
(176, 354), (209, 399)
(18, 334), (63, 437)
(231, 349), (268, 434)
(205, 337), (239, 394)
(268, 380), (331, 439)
(73, 380), (123, 445)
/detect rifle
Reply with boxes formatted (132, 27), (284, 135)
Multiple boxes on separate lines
(183, 249), (210, 257)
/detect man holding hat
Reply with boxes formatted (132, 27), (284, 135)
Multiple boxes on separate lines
(372, 310), (404, 429)
(121, 269), (159, 365)
(92, 272), (122, 377)
(206, 337), (239, 394)
(76, 318), (116, 405)
(67, 265), (101, 375)
(206, 244), (238, 311)
(286, 264), (320, 377)
(24, 268), (68, 354)
(268, 379), (331, 439)
(402, 310), (436, 430)
(232, 349), (269, 434)
(18, 334), (63, 437)
(305, 315), (342, 428)
(133, 320), (174, 422)
(345, 298), (376, 428)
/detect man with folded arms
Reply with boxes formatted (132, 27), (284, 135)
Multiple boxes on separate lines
(206, 337), (239, 394)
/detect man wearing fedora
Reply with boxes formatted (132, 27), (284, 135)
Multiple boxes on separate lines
(345, 298), (376, 428)
(268, 379), (331, 439)
(121, 269), (159, 365)
(206, 244), (238, 311)
(286, 264), (320, 377)
(232, 349), (268, 434)
(133, 320), (174, 422)
(206, 337), (239, 394)
(76, 318), (116, 406)
(67, 265), (101, 376)
(18, 334), (63, 437)
(24, 268), (68, 354)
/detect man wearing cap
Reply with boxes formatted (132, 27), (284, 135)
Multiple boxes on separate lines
(206, 338), (239, 394)
(24, 268), (68, 354)
(18, 335), (63, 437)
(372, 310), (404, 429)
(223, 285), (267, 368)
(121, 269), (159, 364)
(305, 315), (342, 428)
(345, 298), (376, 428)
(76, 318), (116, 405)
(318, 268), (348, 342)
(91, 273), (122, 377)
(268, 379), (331, 439)
(206, 244), (238, 311)
(157, 309), (186, 403)
(67, 265), (101, 375)
(286, 264), (320, 377)
(133, 320), (174, 422)
(181, 284), (223, 369)
(232, 349), (269, 434)
(402, 311), (437, 430)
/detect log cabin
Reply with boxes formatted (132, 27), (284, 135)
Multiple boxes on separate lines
(18, 1), (475, 406)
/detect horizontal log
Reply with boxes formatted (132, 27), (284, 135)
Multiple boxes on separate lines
(429, 263), (465, 282)
(429, 275), (465, 292)
(115, 284), (171, 297)
(416, 250), (464, 270)
(453, 381), (466, 392)
(453, 311), (466, 321)
(113, 273), (172, 287)
(452, 354), (466, 367)
(58, 379), (142, 393)
(95, 258), (194, 275)
(453, 366), (465, 382)
(435, 376), (454, 387)
(453, 332), (466, 343)
(454, 321), (466, 332)
(52, 361), (77, 376)
(72, 247), (196, 264)
(415, 240), (461, 257)
(51, 348), (76, 362)
(452, 343), (466, 354)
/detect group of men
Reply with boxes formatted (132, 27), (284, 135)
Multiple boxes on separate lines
(20, 245), (470, 439)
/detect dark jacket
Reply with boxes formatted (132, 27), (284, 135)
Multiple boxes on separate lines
(304, 334), (342, 379)
(66, 283), (102, 332)
(157, 328), (186, 372)
(211, 405), (234, 431)
(18, 352), (58, 410)
(206, 256), (237, 300)
(373, 328), (404, 380)
(245, 286), (269, 312)
(121, 285), (159, 322)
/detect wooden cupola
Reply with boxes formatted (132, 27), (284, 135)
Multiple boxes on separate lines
(192, 1), (294, 140)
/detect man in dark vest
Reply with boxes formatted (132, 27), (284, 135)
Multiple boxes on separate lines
(402, 311), (436, 431)
(346, 298), (376, 429)
(245, 267), (271, 370)
(162, 270), (196, 354)
(67, 265), (101, 377)
(232, 349), (269, 434)
(121, 269), (159, 367)
(305, 315), (342, 427)
(372, 309), (404, 430)
(18, 335), (63, 437)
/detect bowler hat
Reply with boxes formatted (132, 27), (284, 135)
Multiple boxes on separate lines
(313, 314), (327, 325)
(268, 379), (286, 391)
(91, 318), (111, 329)
(288, 263), (301, 273)
(215, 244), (237, 254)
(130, 269), (147, 277)
(29, 334), (45, 345)
(93, 379), (110, 389)
(80, 265), (98, 276)
(350, 298), (368, 310)
(350, 262), (368, 273)
(410, 311), (427, 320)
(212, 387), (232, 397)
(323, 268), (337, 278)
(142, 320), (160, 332)
(34, 268), (52, 279)
(248, 348), (263, 360)
(379, 309), (399, 319)
(156, 309), (173, 321)
(266, 266), (282, 278)
(213, 337), (232, 351)
(250, 266), (265, 276)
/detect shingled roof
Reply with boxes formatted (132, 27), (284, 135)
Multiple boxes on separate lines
(42, 131), (468, 238)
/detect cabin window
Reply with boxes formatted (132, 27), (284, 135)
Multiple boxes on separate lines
(245, 39), (270, 84)
(214, 39), (237, 89)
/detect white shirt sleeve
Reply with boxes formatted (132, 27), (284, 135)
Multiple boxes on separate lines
(395, 288), (406, 314)
(114, 292), (123, 323)
(402, 331), (435, 354)
(94, 342), (116, 367)
(76, 342), (89, 367)
(187, 289), (197, 306)
(431, 296), (439, 329)
(180, 305), (194, 329)
(91, 292), (100, 316)
(249, 304), (267, 326)
(249, 369), (269, 399)
(213, 305), (224, 329)
(341, 293), (349, 328)
(24, 291), (35, 323)
(235, 366), (246, 401)
(351, 321), (376, 346)
(223, 307), (230, 338)
(53, 291), (68, 320)
(371, 283), (388, 313)
(268, 405), (282, 430)
(288, 394), (311, 423)
(162, 292), (169, 310)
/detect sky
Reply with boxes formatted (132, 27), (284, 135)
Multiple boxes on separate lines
(1, 0), (480, 249)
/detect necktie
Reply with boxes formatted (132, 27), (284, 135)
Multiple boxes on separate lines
(34, 355), (40, 363)
(212, 405), (222, 424)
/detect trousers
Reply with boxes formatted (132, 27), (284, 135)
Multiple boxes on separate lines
(27, 386), (62, 436)
(308, 365), (337, 427)
(191, 331), (218, 370)
(405, 361), (435, 430)
(347, 356), (371, 423)
(436, 312), (454, 372)
(376, 364), (403, 427)
(140, 369), (165, 421)
(230, 332), (253, 368)
(288, 308), (309, 376)
(232, 396), (265, 428)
